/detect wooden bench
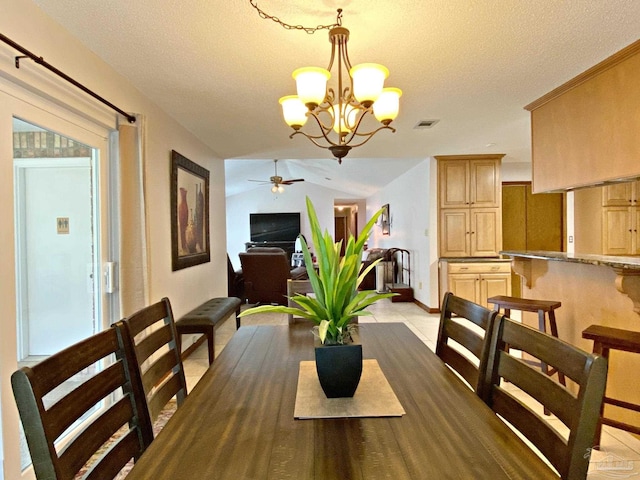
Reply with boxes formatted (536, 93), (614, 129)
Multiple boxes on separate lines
(175, 297), (242, 365)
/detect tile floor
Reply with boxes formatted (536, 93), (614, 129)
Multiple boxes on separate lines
(183, 299), (640, 479)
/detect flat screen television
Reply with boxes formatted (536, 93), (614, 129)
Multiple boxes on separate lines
(250, 212), (300, 242)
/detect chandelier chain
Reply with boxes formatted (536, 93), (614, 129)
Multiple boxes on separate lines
(249, 1), (342, 34)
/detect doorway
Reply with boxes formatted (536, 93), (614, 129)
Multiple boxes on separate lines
(334, 204), (358, 255)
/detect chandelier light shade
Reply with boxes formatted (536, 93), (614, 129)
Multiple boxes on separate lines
(278, 10), (401, 163)
(279, 95), (308, 129)
(373, 87), (402, 124)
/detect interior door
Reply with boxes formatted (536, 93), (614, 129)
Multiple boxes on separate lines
(0, 84), (115, 479)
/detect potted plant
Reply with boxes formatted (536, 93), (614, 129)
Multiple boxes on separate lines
(239, 197), (395, 397)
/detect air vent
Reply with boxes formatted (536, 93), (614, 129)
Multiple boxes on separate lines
(414, 119), (439, 129)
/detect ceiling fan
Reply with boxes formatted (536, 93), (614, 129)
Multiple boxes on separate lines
(249, 159), (304, 193)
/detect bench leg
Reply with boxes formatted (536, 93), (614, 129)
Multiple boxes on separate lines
(206, 328), (215, 365)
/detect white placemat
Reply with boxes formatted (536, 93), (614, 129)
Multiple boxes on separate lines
(294, 359), (406, 419)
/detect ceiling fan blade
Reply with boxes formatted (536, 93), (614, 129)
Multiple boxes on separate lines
(248, 179), (270, 184)
(281, 178), (305, 185)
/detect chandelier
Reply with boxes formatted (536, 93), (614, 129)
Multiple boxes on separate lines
(276, 9), (402, 163)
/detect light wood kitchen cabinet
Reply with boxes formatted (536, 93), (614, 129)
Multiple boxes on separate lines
(602, 206), (640, 255)
(440, 260), (511, 308)
(602, 182), (640, 255)
(437, 154), (504, 257)
(602, 181), (640, 207)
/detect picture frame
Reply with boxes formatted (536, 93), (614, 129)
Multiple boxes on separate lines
(381, 203), (390, 235)
(171, 150), (210, 271)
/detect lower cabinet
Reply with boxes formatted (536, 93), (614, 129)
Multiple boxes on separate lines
(439, 260), (511, 308)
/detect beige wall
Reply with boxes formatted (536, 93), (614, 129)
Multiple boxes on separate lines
(1, 1), (227, 478)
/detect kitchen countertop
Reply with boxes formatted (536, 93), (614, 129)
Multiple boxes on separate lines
(500, 250), (640, 271)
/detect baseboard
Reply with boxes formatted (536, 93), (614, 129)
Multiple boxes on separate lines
(413, 298), (440, 314)
(181, 335), (206, 361)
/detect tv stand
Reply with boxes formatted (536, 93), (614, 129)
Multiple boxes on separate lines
(245, 241), (296, 261)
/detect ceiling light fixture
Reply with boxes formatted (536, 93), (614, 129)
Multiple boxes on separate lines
(250, 3), (401, 163)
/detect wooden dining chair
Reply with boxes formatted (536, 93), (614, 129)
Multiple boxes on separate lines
(11, 328), (154, 480)
(483, 314), (608, 480)
(114, 297), (187, 424)
(435, 292), (498, 397)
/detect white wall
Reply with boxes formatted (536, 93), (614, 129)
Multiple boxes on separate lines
(1, 2), (227, 478)
(502, 161), (532, 182)
(226, 183), (361, 269)
(366, 159), (438, 308)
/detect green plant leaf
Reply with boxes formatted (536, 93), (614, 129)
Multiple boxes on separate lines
(318, 320), (329, 344)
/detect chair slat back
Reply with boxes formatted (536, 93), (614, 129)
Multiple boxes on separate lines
(11, 328), (153, 479)
(436, 292), (498, 396)
(484, 314), (608, 480)
(115, 297), (187, 423)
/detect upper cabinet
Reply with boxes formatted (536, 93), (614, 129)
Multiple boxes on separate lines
(437, 154), (504, 258)
(439, 158), (501, 209)
(602, 182), (640, 207)
(525, 40), (640, 193)
(602, 181), (640, 255)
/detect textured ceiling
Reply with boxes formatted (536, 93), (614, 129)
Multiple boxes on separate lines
(31, 0), (640, 197)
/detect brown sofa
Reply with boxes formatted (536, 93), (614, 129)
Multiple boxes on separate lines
(239, 247), (307, 305)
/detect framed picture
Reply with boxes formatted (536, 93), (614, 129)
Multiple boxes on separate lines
(171, 150), (210, 271)
(381, 203), (390, 235)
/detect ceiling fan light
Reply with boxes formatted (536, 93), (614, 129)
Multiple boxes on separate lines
(350, 63), (389, 107)
(373, 87), (402, 124)
(279, 96), (308, 129)
(271, 184), (278, 193)
(293, 67), (330, 109)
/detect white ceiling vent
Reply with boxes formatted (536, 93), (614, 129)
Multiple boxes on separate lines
(414, 119), (439, 129)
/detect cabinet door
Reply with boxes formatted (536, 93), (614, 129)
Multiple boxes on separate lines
(602, 183), (634, 206)
(440, 209), (470, 257)
(602, 207), (632, 255)
(470, 160), (500, 208)
(448, 274), (479, 304)
(480, 274), (511, 308)
(634, 208), (640, 254)
(439, 160), (469, 208)
(470, 209), (500, 257)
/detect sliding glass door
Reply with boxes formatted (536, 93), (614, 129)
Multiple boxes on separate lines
(0, 80), (117, 479)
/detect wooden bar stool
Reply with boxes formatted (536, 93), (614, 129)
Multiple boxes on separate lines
(582, 324), (640, 449)
(488, 295), (566, 388)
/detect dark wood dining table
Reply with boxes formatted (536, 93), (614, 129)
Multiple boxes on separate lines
(126, 322), (558, 479)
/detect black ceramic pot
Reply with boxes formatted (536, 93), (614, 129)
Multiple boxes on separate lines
(314, 342), (363, 398)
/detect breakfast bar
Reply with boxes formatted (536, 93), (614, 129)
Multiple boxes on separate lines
(501, 250), (640, 433)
